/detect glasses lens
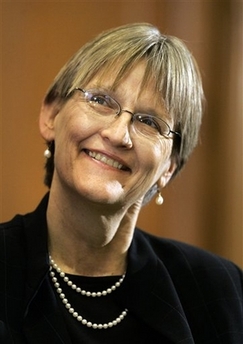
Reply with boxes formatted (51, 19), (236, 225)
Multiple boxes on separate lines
(85, 90), (120, 115)
(134, 114), (171, 137)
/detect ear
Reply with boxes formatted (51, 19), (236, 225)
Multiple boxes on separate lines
(157, 158), (177, 189)
(39, 101), (60, 141)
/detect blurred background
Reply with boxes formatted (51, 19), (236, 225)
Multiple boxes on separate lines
(1, 0), (242, 267)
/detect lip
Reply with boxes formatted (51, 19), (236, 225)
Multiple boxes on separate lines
(83, 149), (131, 172)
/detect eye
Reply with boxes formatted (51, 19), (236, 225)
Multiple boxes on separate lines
(136, 114), (162, 133)
(89, 93), (113, 108)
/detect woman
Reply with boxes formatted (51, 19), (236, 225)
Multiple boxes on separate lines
(0, 23), (242, 343)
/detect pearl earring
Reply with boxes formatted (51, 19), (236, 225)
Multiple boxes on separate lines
(155, 191), (163, 205)
(44, 148), (52, 159)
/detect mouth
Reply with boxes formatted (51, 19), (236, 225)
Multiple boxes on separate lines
(84, 149), (130, 171)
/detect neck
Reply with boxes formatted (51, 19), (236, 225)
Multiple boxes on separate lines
(46, 186), (142, 277)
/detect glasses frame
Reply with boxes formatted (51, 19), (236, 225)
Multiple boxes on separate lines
(73, 87), (181, 139)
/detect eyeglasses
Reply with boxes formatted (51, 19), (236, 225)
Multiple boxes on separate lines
(73, 88), (181, 139)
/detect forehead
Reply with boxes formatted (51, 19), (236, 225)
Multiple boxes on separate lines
(85, 61), (167, 111)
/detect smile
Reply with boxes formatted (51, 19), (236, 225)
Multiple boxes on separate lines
(85, 150), (129, 171)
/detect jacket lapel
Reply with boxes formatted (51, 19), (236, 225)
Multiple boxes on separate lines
(122, 230), (194, 343)
(22, 194), (71, 344)
(23, 276), (72, 344)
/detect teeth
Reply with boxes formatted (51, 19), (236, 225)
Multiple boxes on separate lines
(88, 151), (123, 170)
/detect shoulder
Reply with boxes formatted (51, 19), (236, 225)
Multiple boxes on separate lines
(135, 228), (243, 289)
(0, 214), (26, 244)
(135, 228), (243, 336)
(133, 231), (243, 341)
(0, 214), (30, 268)
(0, 194), (49, 262)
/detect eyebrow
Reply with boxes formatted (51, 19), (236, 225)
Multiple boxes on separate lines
(86, 83), (115, 94)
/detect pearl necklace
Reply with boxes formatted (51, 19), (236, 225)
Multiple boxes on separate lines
(49, 256), (126, 297)
(49, 256), (128, 329)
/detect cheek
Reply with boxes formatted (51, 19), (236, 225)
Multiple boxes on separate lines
(151, 141), (173, 181)
(155, 140), (174, 179)
(159, 139), (174, 162)
(133, 139), (173, 193)
(53, 113), (81, 168)
(139, 138), (173, 170)
(54, 110), (87, 145)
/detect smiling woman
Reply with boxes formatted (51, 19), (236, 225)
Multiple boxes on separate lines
(0, 23), (242, 344)
(43, 24), (202, 205)
(41, 61), (176, 207)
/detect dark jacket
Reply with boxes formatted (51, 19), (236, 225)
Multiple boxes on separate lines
(0, 194), (242, 343)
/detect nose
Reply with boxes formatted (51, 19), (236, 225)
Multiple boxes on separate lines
(100, 110), (133, 149)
